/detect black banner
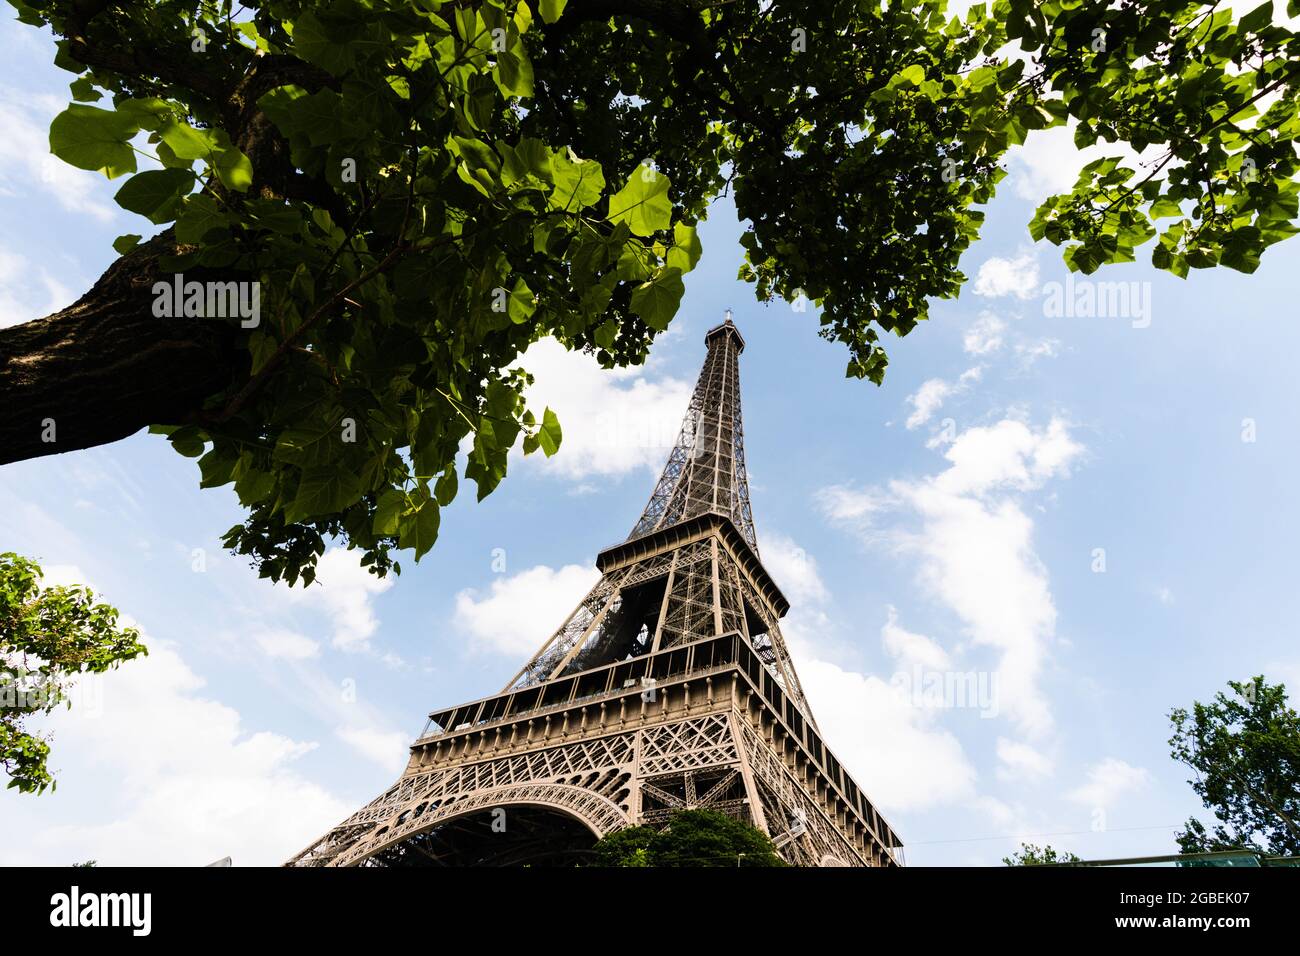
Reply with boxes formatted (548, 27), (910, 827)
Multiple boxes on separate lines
(1, 864), (1290, 941)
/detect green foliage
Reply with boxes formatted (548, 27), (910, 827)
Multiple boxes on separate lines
(1170, 676), (1300, 855)
(1020, 1), (1300, 278)
(16, 0), (1300, 586)
(1002, 843), (1081, 865)
(589, 809), (787, 867)
(0, 553), (147, 795)
(47, 102), (139, 178)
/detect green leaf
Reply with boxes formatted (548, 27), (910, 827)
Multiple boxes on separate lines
(197, 449), (238, 488)
(116, 98), (173, 132)
(539, 0), (568, 24)
(286, 466), (362, 523)
(630, 268), (685, 330)
(507, 278), (536, 323)
(111, 234), (142, 255)
(889, 64), (926, 88)
(537, 407), (562, 457)
(501, 137), (552, 187)
(398, 497), (440, 559)
(617, 242), (655, 281)
(48, 104), (138, 179)
(212, 138), (254, 191)
(495, 46), (535, 98)
(257, 84), (309, 134)
(548, 149), (605, 211)
(434, 468), (458, 506)
(608, 165), (672, 236)
(159, 120), (215, 161)
(160, 122), (252, 191)
(174, 193), (228, 244)
(113, 168), (196, 223)
(666, 222), (702, 272)
(515, 1), (535, 32)
(293, 11), (355, 76)
(68, 76), (101, 102)
(372, 489), (405, 535)
(1149, 197), (1182, 219)
(167, 426), (206, 458)
(593, 319), (617, 350)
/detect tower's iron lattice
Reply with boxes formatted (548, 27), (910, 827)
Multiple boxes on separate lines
(288, 318), (903, 867)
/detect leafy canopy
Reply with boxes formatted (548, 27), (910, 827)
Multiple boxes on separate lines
(1002, 842), (1081, 865)
(589, 808), (787, 867)
(14, 0), (1300, 584)
(1170, 676), (1300, 856)
(0, 553), (147, 795)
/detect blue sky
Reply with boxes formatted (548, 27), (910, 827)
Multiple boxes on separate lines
(3, 9), (1299, 866)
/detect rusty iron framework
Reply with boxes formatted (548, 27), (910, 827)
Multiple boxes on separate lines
(287, 317), (903, 867)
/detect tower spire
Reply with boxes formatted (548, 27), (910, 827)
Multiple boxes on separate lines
(628, 313), (758, 551)
(502, 316), (812, 725)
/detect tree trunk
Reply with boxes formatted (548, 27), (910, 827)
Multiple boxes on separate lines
(0, 232), (244, 466)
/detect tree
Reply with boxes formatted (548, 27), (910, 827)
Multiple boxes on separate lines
(589, 809), (786, 866)
(0, 553), (147, 794)
(1170, 676), (1300, 856)
(2, 1), (1297, 586)
(1002, 843), (1081, 865)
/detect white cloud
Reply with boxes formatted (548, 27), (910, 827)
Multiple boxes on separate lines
(36, 562), (100, 591)
(252, 628), (321, 661)
(996, 737), (1055, 782)
(818, 485), (889, 526)
(905, 367), (982, 430)
(0, 641), (350, 866)
(906, 379), (956, 430)
(931, 417), (1081, 498)
(0, 246), (74, 329)
(973, 251), (1039, 300)
(1068, 758), (1152, 809)
(1015, 338), (1061, 364)
(959, 309), (1061, 369)
(517, 338), (693, 479)
(0, 87), (117, 223)
(336, 726), (410, 775)
(283, 547), (393, 652)
(762, 532), (829, 605)
(823, 418), (1083, 739)
(768, 539), (976, 815)
(963, 312), (1007, 355)
(881, 607), (951, 671)
(899, 422), (1082, 737)
(800, 656), (978, 813)
(453, 563), (599, 658)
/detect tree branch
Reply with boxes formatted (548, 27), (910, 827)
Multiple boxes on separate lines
(0, 232), (244, 465)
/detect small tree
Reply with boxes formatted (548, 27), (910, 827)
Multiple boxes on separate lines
(1170, 676), (1300, 856)
(591, 809), (786, 867)
(1002, 843), (1081, 866)
(1, 553), (147, 794)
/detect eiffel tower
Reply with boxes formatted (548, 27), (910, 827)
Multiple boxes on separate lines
(287, 316), (902, 867)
